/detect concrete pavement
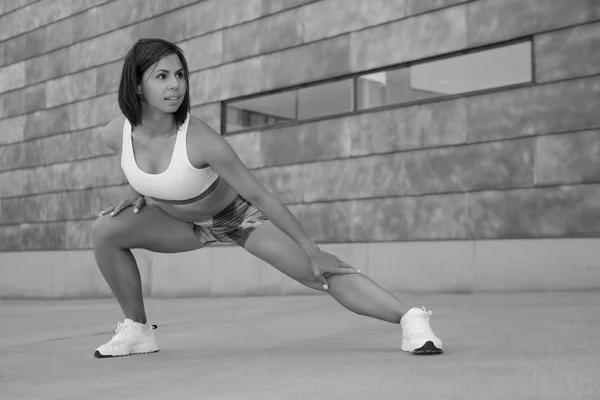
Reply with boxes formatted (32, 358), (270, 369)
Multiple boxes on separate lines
(1, 291), (599, 400)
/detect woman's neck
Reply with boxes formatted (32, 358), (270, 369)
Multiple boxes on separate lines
(139, 107), (176, 138)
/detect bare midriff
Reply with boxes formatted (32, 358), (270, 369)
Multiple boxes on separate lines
(146, 177), (239, 223)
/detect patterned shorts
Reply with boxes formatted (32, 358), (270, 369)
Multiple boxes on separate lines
(188, 194), (268, 247)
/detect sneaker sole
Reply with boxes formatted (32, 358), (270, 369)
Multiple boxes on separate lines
(412, 341), (443, 355)
(94, 348), (159, 358)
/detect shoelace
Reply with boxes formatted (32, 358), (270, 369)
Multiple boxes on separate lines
(406, 307), (434, 334)
(111, 322), (137, 340)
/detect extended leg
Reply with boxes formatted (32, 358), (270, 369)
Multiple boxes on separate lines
(244, 222), (408, 323)
(244, 222), (443, 354)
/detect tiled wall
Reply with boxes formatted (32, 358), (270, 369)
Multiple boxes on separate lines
(1, 0), (600, 252)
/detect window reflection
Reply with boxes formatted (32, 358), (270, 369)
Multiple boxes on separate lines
(225, 79), (353, 132)
(298, 79), (353, 120)
(358, 41), (532, 110)
(225, 91), (296, 132)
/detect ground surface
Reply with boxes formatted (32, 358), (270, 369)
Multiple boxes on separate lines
(1, 291), (599, 400)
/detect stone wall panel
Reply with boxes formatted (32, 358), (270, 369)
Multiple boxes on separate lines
(0, 170), (24, 198)
(24, 107), (71, 140)
(17, 156), (124, 197)
(0, 142), (26, 173)
(304, 0), (406, 43)
(350, 6), (467, 72)
(179, 31), (223, 72)
(467, 0), (600, 46)
(4, 34), (28, 66)
(350, 99), (467, 156)
(535, 22), (600, 83)
(24, 83), (46, 114)
(467, 77), (600, 142)
(0, 115), (26, 146)
(536, 130), (600, 185)
(96, 61), (123, 95)
(263, 35), (351, 92)
(254, 164), (305, 204)
(184, 0), (262, 39)
(0, 190), (92, 224)
(188, 67), (222, 105)
(65, 220), (94, 249)
(403, 139), (534, 195)
(260, 118), (351, 166)
(21, 222), (66, 250)
(288, 201), (355, 242)
(3, 0), (39, 15)
(352, 194), (468, 241)
(0, 61), (25, 93)
(45, 15), (74, 51)
(215, 57), (264, 102)
(255, 138), (534, 203)
(0, 226), (21, 251)
(68, 94), (119, 132)
(46, 69), (97, 108)
(468, 185), (600, 238)
(23, 27), (48, 61)
(2, 89), (24, 118)
(224, 9), (303, 63)
(225, 131), (263, 169)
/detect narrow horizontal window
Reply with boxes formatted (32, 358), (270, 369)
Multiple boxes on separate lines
(222, 41), (532, 133)
(358, 41), (532, 110)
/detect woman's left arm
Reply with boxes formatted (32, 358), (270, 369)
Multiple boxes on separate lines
(199, 126), (319, 257)
(197, 123), (359, 287)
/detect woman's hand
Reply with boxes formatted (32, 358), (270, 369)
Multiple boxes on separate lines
(99, 196), (146, 217)
(309, 248), (362, 290)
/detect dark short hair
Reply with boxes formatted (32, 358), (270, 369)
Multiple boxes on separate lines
(118, 38), (191, 128)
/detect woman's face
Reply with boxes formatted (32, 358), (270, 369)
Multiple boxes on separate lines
(139, 53), (187, 115)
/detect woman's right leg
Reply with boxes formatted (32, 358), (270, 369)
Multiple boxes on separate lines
(92, 204), (205, 324)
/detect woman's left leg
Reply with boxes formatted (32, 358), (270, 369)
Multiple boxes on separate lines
(243, 221), (410, 323)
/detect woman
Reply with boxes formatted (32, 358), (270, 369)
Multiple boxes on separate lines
(93, 38), (443, 358)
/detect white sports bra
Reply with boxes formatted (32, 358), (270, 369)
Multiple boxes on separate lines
(121, 114), (219, 201)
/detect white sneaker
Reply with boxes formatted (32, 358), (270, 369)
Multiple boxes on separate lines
(94, 319), (159, 358)
(401, 307), (443, 354)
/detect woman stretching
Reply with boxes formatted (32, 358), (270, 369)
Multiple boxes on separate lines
(93, 38), (443, 358)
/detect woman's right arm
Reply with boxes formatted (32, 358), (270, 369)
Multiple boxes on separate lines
(98, 118), (146, 216)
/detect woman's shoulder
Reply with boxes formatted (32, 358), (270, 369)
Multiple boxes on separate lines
(186, 115), (224, 146)
(185, 115), (232, 164)
(187, 115), (219, 137)
(100, 115), (127, 153)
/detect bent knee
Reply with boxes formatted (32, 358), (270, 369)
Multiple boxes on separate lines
(92, 215), (125, 245)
